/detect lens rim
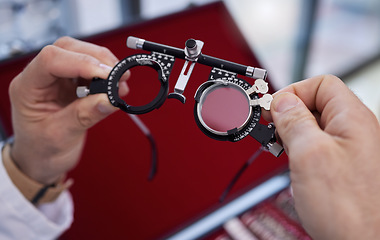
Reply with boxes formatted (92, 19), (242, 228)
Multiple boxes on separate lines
(197, 81), (252, 136)
(194, 76), (261, 142)
(106, 53), (174, 114)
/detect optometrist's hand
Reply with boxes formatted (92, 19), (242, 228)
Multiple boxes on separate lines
(9, 37), (129, 185)
(265, 75), (380, 239)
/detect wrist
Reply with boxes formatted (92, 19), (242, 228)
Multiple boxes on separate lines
(2, 142), (73, 205)
(10, 137), (64, 185)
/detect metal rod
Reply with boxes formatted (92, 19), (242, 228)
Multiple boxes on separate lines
(127, 36), (266, 79)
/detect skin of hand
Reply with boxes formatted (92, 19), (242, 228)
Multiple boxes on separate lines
(8, 37), (129, 185)
(264, 75), (380, 239)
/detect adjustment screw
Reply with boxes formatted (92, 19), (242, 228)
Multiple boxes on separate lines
(186, 39), (197, 49)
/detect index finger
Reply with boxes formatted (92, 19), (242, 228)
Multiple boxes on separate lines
(53, 36), (119, 67)
(272, 75), (377, 138)
(23, 45), (112, 89)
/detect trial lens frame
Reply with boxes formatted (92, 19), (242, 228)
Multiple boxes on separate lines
(77, 37), (284, 196)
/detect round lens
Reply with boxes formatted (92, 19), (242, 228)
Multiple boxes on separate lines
(198, 83), (251, 134)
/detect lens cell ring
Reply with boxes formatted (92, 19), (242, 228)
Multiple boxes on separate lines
(194, 76), (261, 142)
(107, 53), (175, 114)
(197, 82), (252, 135)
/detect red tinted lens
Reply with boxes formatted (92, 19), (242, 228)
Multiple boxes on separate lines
(200, 85), (250, 132)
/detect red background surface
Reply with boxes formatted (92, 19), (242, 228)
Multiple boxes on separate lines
(0, 2), (288, 239)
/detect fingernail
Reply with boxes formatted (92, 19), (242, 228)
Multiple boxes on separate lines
(97, 101), (115, 114)
(119, 81), (128, 91)
(99, 63), (113, 72)
(273, 93), (299, 113)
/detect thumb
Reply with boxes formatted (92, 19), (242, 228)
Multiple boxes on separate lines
(270, 92), (323, 155)
(58, 94), (117, 133)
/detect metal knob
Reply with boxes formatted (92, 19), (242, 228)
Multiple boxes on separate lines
(267, 142), (284, 157)
(76, 86), (89, 98)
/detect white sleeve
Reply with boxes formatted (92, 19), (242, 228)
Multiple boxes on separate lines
(0, 142), (74, 240)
